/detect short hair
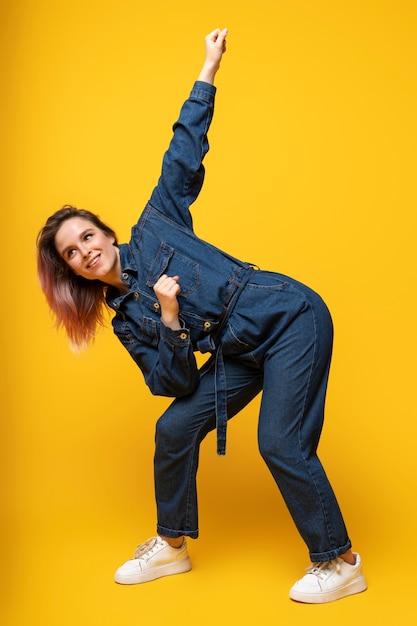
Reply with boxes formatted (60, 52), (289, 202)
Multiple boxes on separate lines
(37, 205), (118, 350)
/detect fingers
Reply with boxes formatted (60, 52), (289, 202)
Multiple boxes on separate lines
(206, 27), (228, 50)
(153, 274), (181, 298)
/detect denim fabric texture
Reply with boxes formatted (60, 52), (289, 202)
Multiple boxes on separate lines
(106, 81), (351, 561)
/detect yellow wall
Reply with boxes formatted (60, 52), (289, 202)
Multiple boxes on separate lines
(2, 1), (416, 623)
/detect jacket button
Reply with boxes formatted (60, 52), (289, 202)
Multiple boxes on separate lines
(134, 292), (139, 300)
(179, 332), (188, 340)
(203, 321), (211, 329)
(122, 273), (129, 280)
(154, 302), (160, 309)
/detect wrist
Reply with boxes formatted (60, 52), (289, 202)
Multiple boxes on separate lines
(161, 314), (181, 331)
(197, 60), (220, 85)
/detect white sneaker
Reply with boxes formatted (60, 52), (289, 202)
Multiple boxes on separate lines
(289, 552), (367, 603)
(114, 536), (192, 585)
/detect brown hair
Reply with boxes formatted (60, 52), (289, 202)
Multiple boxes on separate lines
(37, 205), (118, 349)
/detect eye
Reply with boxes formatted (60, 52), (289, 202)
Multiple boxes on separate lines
(83, 231), (96, 244)
(67, 248), (76, 259)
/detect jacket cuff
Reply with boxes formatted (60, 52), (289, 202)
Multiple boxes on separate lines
(191, 81), (216, 102)
(159, 321), (191, 346)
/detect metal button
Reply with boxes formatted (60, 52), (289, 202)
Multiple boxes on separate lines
(179, 332), (188, 340)
(122, 272), (129, 280)
(203, 321), (211, 330)
(154, 302), (160, 309)
(134, 292), (139, 300)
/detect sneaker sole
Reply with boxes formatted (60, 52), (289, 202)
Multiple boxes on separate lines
(289, 574), (367, 604)
(114, 556), (192, 585)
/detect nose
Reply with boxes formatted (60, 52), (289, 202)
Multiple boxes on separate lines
(80, 244), (92, 257)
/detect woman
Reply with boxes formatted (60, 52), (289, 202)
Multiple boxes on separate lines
(37, 28), (366, 603)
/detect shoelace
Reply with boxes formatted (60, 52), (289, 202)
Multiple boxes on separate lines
(134, 537), (163, 559)
(306, 559), (341, 579)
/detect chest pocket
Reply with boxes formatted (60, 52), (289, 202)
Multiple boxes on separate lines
(146, 242), (200, 298)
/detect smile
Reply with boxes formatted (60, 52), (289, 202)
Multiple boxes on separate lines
(87, 254), (100, 269)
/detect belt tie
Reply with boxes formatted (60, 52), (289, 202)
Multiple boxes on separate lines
(197, 265), (256, 455)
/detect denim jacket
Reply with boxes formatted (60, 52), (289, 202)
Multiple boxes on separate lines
(106, 82), (256, 450)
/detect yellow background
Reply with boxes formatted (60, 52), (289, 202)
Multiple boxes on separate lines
(1, 1), (416, 624)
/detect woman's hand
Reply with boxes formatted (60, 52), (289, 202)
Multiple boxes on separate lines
(153, 274), (182, 330)
(198, 27), (228, 85)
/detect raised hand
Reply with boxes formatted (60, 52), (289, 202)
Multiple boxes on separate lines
(198, 28), (228, 85)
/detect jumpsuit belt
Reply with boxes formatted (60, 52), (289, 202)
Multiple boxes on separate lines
(197, 265), (256, 455)
(214, 346), (227, 455)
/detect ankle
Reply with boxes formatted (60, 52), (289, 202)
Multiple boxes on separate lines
(340, 550), (356, 565)
(160, 535), (184, 549)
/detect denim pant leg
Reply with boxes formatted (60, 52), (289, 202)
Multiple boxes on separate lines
(257, 288), (351, 562)
(155, 358), (263, 539)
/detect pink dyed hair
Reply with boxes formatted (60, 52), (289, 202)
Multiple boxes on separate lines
(37, 205), (118, 349)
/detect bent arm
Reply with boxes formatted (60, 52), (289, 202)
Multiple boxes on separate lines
(115, 320), (200, 398)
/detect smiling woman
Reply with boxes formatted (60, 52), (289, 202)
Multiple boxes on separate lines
(35, 28), (366, 603)
(55, 217), (121, 284)
(36, 205), (121, 347)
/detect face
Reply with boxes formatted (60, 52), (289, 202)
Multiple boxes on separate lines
(55, 217), (120, 283)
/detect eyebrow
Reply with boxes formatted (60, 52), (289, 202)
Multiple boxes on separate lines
(59, 228), (94, 257)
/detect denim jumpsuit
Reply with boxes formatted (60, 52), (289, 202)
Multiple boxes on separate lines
(106, 81), (352, 562)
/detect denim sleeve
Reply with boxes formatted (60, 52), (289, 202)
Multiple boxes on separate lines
(117, 319), (200, 398)
(148, 81), (216, 228)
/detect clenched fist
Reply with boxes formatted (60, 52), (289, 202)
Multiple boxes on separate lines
(153, 274), (181, 330)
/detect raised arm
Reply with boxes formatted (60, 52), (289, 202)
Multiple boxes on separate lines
(148, 28), (228, 226)
(153, 29), (228, 331)
(150, 29), (228, 332)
